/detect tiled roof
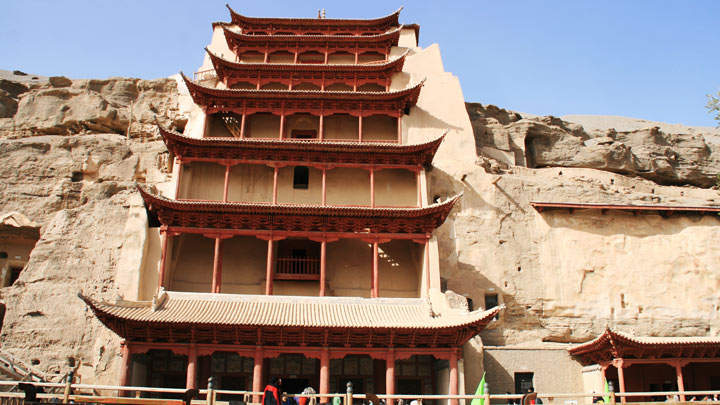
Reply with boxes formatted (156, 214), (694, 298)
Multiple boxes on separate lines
(139, 185), (460, 218)
(570, 329), (720, 354)
(568, 329), (720, 364)
(531, 202), (720, 214)
(222, 24), (403, 47)
(157, 124), (445, 167)
(227, 6), (402, 28)
(206, 48), (408, 73)
(81, 291), (502, 330)
(181, 72), (423, 101)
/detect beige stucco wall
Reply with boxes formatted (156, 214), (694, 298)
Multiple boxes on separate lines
(178, 162), (225, 201)
(169, 233), (214, 292)
(483, 346), (585, 394)
(375, 169), (417, 207)
(326, 168), (370, 206)
(326, 239), (421, 298)
(220, 236), (267, 295)
(277, 166), (323, 205)
(324, 114), (359, 141)
(228, 164), (274, 203)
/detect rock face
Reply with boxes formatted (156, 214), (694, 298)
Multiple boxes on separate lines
(0, 133), (171, 381)
(467, 102), (720, 188)
(0, 76), (183, 139)
(0, 75), (718, 384)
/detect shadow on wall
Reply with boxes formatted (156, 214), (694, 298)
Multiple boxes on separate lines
(538, 209), (718, 238)
(409, 106), (466, 134)
(428, 169), (544, 347)
(482, 350), (516, 396)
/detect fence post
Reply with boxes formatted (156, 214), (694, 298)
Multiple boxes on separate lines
(63, 370), (74, 403)
(208, 376), (216, 405)
(484, 381), (490, 405)
(609, 381), (616, 405)
(345, 381), (353, 405)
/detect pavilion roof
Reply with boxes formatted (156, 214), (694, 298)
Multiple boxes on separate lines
(80, 291), (502, 347)
(568, 329), (720, 365)
(226, 6), (402, 33)
(139, 186), (460, 235)
(530, 202), (720, 217)
(206, 47), (407, 78)
(181, 72), (424, 116)
(222, 25), (402, 53)
(157, 124), (444, 168)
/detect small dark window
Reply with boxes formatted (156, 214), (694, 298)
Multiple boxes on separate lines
(466, 298), (474, 312)
(291, 130), (317, 139)
(514, 372), (534, 394)
(9, 266), (23, 286)
(0, 252), (7, 259)
(485, 293), (499, 309)
(485, 293), (499, 319)
(440, 278), (448, 293)
(293, 166), (309, 189)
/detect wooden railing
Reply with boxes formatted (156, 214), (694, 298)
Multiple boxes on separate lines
(275, 257), (320, 280)
(1, 378), (720, 405)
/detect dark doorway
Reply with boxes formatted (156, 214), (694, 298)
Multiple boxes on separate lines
(514, 372), (534, 394)
(284, 378), (310, 394)
(397, 379), (422, 395)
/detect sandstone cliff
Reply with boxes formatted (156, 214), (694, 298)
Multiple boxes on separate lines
(0, 73), (718, 382)
(467, 102), (720, 188)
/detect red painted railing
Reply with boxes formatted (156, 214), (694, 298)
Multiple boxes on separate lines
(275, 257), (320, 280)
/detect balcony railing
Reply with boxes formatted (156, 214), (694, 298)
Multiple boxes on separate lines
(275, 257), (320, 280)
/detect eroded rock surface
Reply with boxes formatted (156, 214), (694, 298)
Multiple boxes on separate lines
(0, 76), (182, 139)
(467, 102), (720, 188)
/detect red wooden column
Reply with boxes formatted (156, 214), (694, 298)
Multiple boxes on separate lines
(265, 239), (275, 295)
(263, 45), (269, 63)
(158, 227), (169, 289)
(416, 170), (422, 207)
(614, 359), (627, 403)
(186, 344), (197, 389)
(386, 348), (395, 405)
(449, 349), (459, 405)
(674, 360), (687, 401)
(424, 238), (431, 294)
(240, 113), (246, 138)
(174, 159), (184, 198)
(119, 341), (132, 388)
(320, 241), (327, 296)
(371, 241), (379, 298)
(369, 167), (375, 207)
(279, 113), (286, 140)
(358, 115), (363, 142)
(253, 346), (264, 403)
(321, 167), (327, 206)
(272, 165), (279, 204)
(320, 347), (330, 402)
(223, 164), (231, 202)
(319, 114), (325, 141)
(212, 237), (224, 293)
(397, 116), (402, 144)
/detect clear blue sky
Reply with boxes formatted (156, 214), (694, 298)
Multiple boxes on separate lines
(2, 1), (719, 127)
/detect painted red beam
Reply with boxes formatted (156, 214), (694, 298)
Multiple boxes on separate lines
(139, 186), (460, 234)
(206, 48), (407, 88)
(226, 6), (402, 34)
(181, 73), (423, 116)
(157, 124), (443, 168)
(222, 24), (402, 51)
(531, 201), (720, 216)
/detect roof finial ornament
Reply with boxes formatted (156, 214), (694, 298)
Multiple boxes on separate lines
(322, 9), (326, 19)
(317, 9), (322, 18)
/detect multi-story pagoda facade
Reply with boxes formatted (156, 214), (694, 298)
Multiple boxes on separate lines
(83, 7), (500, 402)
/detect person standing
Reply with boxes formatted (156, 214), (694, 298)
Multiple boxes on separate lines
(263, 377), (283, 405)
